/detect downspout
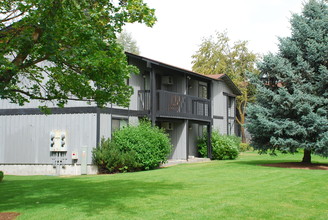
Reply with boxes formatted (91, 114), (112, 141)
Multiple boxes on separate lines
(186, 73), (189, 160)
(207, 81), (212, 159)
(207, 124), (212, 159)
(226, 96), (229, 135)
(96, 106), (100, 148)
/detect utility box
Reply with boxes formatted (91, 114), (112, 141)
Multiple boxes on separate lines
(72, 151), (78, 160)
(162, 76), (173, 85)
(81, 146), (88, 175)
(50, 130), (67, 152)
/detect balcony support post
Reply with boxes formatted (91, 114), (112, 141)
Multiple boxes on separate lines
(207, 123), (212, 159)
(186, 120), (189, 161)
(150, 63), (156, 126)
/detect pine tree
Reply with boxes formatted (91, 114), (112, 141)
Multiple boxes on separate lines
(247, 0), (328, 163)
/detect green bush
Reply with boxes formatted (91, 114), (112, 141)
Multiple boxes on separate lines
(198, 131), (240, 160)
(93, 121), (172, 173)
(92, 138), (142, 173)
(239, 143), (254, 152)
(197, 134), (208, 157)
(0, 171), (3, 182)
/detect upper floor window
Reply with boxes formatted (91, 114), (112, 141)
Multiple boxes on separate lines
(228, 96), (234, 109)
(198, 82), (207, 99)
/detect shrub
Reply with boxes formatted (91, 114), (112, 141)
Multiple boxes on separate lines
(92, 138), (142, 173)
(197, 134), (208, 157)
(0, 171), (3, 182)
(239, 143), (254, 152)
(93, 121), (172, 173)
(198, 131), (240, 160)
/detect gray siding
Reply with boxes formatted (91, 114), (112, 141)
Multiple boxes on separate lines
(212, 80), (236, 135)
(168, 121), (187, 160)
(99, 114), (111, 140)
(128, 73), (144, 110)
(0, 114), (96, 164)
(188, 123), (202, 157)
(0, 99), (97, 109)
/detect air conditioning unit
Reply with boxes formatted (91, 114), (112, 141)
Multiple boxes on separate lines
(162, 122), (174, 131)
(162, 76), (173, 85)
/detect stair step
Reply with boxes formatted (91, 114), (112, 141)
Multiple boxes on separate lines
(160, 157), (211, 167)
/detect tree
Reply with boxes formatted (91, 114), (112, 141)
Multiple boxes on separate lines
(246, 0), (328, 163)
(117, 29), (140, 55)
(0, 0), (156, 108)
(191, 31), (259, 143)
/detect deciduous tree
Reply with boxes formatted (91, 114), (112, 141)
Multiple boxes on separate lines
(192, 31), (259, 142)
(117, 29), (140, 55)
(0, 0), (156, 108)
(247, 0), (328, 163)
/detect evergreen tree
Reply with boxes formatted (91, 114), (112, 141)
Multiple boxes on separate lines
(247, 0), (328, 163)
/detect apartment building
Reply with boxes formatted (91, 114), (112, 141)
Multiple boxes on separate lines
(0, 52), (241, 175)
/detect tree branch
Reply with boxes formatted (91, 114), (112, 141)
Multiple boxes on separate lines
(0, 11), (25, 23)
(62, 61), (83, 74)
(20, 54), (50, 69)
(1, 27), (43, 85)
(7, 89), (95, 103)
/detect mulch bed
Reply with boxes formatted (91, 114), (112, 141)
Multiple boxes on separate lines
(260, 162), (328, 170)
(0, 212), (20, 220)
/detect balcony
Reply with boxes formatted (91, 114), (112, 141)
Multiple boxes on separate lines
(138, 90), (211, 121)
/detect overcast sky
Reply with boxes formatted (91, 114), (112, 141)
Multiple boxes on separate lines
(124, 0), (305, 70)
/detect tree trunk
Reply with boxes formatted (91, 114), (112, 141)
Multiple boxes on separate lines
(302, 149), (311, 163)
(240, 126), (246, 143)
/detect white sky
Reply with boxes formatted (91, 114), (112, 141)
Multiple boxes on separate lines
(124, 0), (305, 71)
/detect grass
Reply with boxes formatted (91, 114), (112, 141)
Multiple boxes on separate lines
(1, 152), (327, 220)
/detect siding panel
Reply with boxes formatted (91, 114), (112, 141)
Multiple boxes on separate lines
(0, 114), (96, 164)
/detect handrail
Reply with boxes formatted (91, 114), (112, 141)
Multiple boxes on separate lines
(137, 90), (211, 121)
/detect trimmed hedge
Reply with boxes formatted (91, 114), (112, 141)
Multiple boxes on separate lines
(93, 121), (172, 173)
(198, 131), (240, 160)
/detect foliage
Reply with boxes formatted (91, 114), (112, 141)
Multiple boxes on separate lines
(197, 134), (208, 158)
(246, 0), (328, 163)
(117, 29), (140, 55)
(191, 31), (259, 142)
(198, 130), (240, 160)
(0, 171), (3, 182)
(92, 138), (142, 173)
(0, 0), (156, 108)
(93, 121), (172, 173)
(239, 143), (253, 152)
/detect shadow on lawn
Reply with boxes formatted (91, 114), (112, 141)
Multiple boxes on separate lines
(0, 176), (184, 217)
(231, 159), (298, 166)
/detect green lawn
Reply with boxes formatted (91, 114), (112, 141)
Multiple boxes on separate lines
(1, 152), (327, 220)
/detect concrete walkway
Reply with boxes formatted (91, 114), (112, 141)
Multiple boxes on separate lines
(160, 157), (211, 167)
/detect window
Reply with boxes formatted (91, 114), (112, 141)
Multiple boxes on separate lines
(198, 82), (207, 99)
(227, 96), (235, 135)
(228, 96), (234, 109)
(198, 125), (205, 137)
(112, 118), (128, 133)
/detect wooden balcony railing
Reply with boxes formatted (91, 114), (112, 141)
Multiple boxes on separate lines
(138, 90), (211, 121)
(138, 90), (151, 111)
(157, 90), (211, 121)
